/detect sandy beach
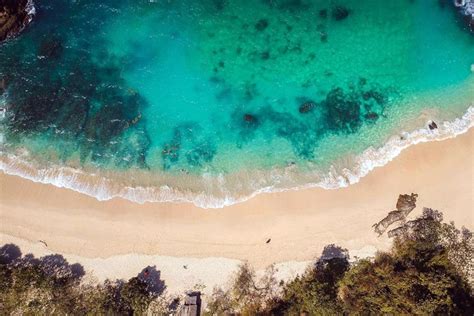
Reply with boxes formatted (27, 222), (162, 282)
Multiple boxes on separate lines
(1, 130), (473, 295)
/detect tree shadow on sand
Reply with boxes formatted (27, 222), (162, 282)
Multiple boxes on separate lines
(137, 265), (167, 296)
(317, 244), (349, 263)
(0, 243), (22, 264)
(0, 243), (86, 280)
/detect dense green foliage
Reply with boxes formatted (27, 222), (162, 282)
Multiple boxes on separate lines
(272, 245), (350, 315)
(0, 248), (170, 315)
(205, 263), (279, 315)
(339, 208), (474, 315)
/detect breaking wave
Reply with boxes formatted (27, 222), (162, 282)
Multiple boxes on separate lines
(1, 106), (472, 209)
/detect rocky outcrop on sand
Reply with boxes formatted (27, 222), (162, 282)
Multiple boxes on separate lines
(0, 0), (35, 42)
(372, 193), (418, 236)
(454, 0), (474, 31)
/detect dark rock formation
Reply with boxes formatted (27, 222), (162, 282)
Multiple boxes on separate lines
(0, 78), (6, 94)
(331, 6), (350, 21)
(255, 18), (269, 31)
(243, 113), (257, 124)
(38, 36), (64, 59)
(372, 193), (418, 236)
(325, 87), (361, 132)
(299, 101), (316, 113)
(454, 0), (474, 32)
(362, 90), (386, 105)
(319, 9), (328, 19)
(395, 193), (418, 213)
(0, 0), (35, 42)
(428, 121), (438, 130)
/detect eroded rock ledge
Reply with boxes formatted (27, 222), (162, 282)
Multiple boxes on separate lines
(372, 193), (418, 236)
(0, 0), (35, 42)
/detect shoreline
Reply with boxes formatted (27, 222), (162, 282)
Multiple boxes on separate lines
(1, 129), (473, 295)
(1, 106), (473, 209)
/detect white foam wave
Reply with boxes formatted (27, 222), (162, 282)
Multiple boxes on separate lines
(1, 106), (473, 209)
(26, 0), (36, 20)
(319, 106), (474, 189)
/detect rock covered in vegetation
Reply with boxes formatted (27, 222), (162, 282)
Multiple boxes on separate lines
(0, 0), (35, 42)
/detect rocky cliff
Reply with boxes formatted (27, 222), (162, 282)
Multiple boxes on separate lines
(0, 0), (35, 42)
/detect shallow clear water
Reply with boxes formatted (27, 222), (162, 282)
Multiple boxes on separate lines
(0, 0), (473, 207)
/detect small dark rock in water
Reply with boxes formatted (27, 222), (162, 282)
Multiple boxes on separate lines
(0, 78), (6, 94)
(244, 114), (256, 122)
(242, 113), (259, 128)
(255, 18), (269, 31)
(331, 5), (350, 21)
(261, 51), (270, 60)
(319, 9), (328, 18)
(299, 101), (316, 113)
(364, 112), (379, 121)
(0, 0), (35, 42)
(212, 0), (226, 11)
(39, 37), (63, 59)
(363, 90), (386, 105)
(428, 121), (438, 130)
(324, 70), (333, 77)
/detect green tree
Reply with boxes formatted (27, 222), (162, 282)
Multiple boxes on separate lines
(205, 263), (278, 315)
(0, 255), (84, 315)
(0, 246), (169, 315)
(120, 276), (153, 315)
(272, 245), (350, 315)
(339, 208), (474, 315)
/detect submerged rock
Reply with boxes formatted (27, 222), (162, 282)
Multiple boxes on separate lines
(0, 0), (35, 42)
(364, 112), (379, 121)
(243, 113), (258, 124)
(39, 37), (63, 59)
(255, 18), (269, 31)
(331, 5), (350, 21)
(298, 100), (316, 113)
(319, 9), (328, 18)
(0, 78), (6, 94)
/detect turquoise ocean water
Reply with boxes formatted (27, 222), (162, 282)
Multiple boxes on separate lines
(0, 0), (473, 207)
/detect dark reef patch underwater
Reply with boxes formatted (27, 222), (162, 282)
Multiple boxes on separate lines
(0, 0), (473, 207)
